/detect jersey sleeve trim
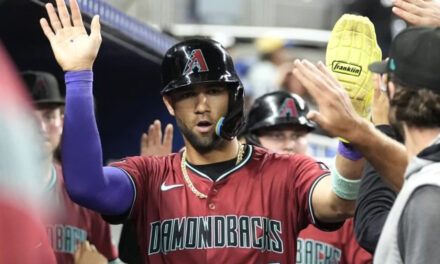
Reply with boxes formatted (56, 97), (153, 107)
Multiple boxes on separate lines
(108, 258), (121, 264)
(308, 172), (330, 225)
(113, 166), (137, 220)
(43, 164), (58, 192)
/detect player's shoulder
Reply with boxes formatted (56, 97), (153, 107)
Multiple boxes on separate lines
(109, 152), (181, 168)
(250, 145), (329, 175)
(251, 145), (318, 164)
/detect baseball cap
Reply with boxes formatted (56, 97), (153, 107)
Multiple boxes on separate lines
(21, 71), (65, 105)
(369, 26), (440, 94)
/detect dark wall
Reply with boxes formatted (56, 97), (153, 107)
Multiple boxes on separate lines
(0, 1), (184, 162)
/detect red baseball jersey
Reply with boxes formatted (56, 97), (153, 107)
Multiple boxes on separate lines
(44, 163), (118, 263)
(110, 145), (331, 263)
(297, 218), (372, 264)
(0, 200), (56, 264)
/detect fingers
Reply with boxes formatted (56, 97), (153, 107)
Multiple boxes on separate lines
(154, 120), (162, 146)
(317, 61), (340, 88)
(40, 18), (55, 41)
(293, 60), (320, 100)
(163, 124), (174, 150)
(306, 110), (327, 128)
(69, 0), (84, 28)
(56, 0), (72, 28)
(147, 124), (155, 147)
(83, 240), (92, 251)
(373, 74), (381, 96)
(140, 133), (148, 155)
(45, 3), (62, 32)
(90, 15), (102, 42)
(293, 59), (337, 102)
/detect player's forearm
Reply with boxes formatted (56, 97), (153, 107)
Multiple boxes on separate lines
(62, 70), (134, 215)
(349, 121), (407, 192)
(312, 176), (355, 222)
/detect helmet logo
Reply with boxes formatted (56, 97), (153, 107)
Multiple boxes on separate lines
(183, 49), (209, 75)
(279, 98), (297, 117)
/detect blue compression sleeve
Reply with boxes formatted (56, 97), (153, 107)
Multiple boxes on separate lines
(62, 70), (134, 215)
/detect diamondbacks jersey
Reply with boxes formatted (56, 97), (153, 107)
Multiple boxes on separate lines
(44, 163), (118, 263)
(297, 218), (372, 264)
(110, 145), (330, 263)
(0, 200), (56, 264)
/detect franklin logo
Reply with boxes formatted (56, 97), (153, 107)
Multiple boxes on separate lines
(331, 61), (362, 76)
(183, 49), (209, 75)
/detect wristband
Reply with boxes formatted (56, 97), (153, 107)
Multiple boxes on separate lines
(338, 141), (362, 161)
(331, 161), (361, 200)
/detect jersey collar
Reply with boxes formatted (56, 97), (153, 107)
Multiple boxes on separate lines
(185, 145), (254, 182)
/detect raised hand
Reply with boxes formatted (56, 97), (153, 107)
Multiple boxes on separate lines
(140, 120), (174, 157)
(371, 74), (391, 126)
(392, 0), (440, 26)
(40, 0), (102, 71)
(292, 59), (364, 141)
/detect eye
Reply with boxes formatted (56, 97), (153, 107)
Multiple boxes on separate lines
(177, 91), (196, 99)
(43, 112), (55, 121)
(207, 87), (224, 95)
(270, 132), (284, 140)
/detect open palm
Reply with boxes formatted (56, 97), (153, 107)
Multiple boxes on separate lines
(40, 0), (101, 71)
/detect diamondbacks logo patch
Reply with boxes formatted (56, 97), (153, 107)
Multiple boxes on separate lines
(279, 98), (297, 117)
(183, 49), (209, 75)
(331, 61), (362, 76)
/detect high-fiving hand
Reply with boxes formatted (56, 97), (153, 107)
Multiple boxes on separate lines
(40, 0), (102, 71)
(292, 59), (364, 142)
(392, 0), (440, 26)
(140, 120), (174, 157)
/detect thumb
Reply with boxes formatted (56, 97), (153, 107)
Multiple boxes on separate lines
(307, 110), (325, 126)
(90, 15), (101, 41)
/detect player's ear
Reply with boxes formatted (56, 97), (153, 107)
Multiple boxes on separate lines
(163, 96), (175, 116)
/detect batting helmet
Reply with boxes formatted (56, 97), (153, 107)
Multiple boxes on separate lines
(244, 91), (315, 146)
(161, 39), (245, 140)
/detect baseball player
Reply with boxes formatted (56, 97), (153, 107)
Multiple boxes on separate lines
(22, 70), (119, 263)
(39, 0), (367, 263)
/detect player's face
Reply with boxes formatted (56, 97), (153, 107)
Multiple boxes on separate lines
(257, 126), (309, 155)
(34, 106), (63, 156)
(164, 83), (229, 153)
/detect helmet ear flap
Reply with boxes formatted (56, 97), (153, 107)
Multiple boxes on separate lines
(216, 84), (245, 140)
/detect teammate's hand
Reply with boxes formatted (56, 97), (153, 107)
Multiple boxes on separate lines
(292, 59), (364, 141)
(40, 0), (102, 71)
(392, 0), (440, 26)
(74, 241), (107, 264)
(371, 74), (390, 126)
(140, 120), (174, 157)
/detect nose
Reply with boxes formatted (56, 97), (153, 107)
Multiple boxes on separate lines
(195, 92), (209, 114)
(283, 139), (296, 153)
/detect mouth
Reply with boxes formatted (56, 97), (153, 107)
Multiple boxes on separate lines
(196, 120), (213, 133)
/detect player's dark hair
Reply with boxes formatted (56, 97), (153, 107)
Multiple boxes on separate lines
(389, 74), (440, 128)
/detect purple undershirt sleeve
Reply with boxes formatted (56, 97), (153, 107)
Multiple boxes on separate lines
(61, 70), (134, 215)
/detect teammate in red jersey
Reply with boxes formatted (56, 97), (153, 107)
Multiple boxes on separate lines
(22, 70), (119, 263)
(39, 0), (366, 263)
(244, 91), (371, 264)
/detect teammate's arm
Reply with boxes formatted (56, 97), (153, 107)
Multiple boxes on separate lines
(40, 0), (134, 215)
(311, 155), (365, 222)
(354, 81), (397, 254)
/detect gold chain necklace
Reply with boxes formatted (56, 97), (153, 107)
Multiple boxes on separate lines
(181, 143), (245, 199)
